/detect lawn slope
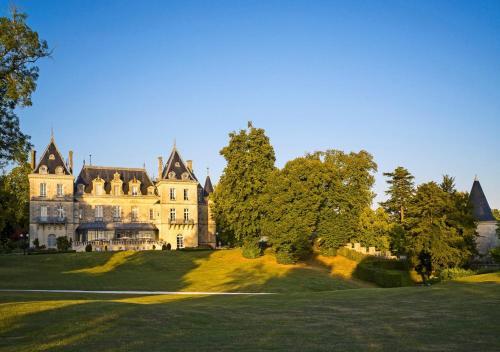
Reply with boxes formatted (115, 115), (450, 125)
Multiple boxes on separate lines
(0, 249), (368, 292)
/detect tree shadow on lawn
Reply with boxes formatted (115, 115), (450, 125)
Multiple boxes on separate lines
(1, 281), (499, 352)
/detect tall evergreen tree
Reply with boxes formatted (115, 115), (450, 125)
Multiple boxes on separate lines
(0, 8), (50, 167)
(212, 122), (276, 257)
(381, 167), (415, 223)
(405, 181), (476, 272)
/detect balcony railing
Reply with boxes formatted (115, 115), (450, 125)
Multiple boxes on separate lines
(168, 219), (194, 225)
(36, 216), (67, 224)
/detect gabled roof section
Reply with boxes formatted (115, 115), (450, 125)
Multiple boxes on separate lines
(204, 175), (214, 196)
(469, 180), (495, 222)
(75, 166), (154, 195)
(34, 136), (71, 175)
(161, 146), (198, 181)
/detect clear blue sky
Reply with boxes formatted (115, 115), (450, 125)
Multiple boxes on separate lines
(4, 0), (500, 208)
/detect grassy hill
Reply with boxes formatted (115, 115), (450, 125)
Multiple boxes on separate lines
(0, 249), (370, 292)
(0, 249), (499, 351)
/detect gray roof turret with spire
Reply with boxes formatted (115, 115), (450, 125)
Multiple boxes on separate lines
(469, 178), (495, 221)
(34, 134), (71, 175)
(161, 144), (198, 181)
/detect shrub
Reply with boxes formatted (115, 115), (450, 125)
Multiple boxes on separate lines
(336, 247), (368, 262)
(85, 243), (92, 252)
(33, 238), (40, 249)
(162, 244), (171, 251)
(56, 236), (71, 251)
(439, 267), (476, 281)
(241, 239), (262, 259)
(275, 250), (297, 264)
(490, 247), (500, 264)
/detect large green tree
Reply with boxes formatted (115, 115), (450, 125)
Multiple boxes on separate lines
(381, 167), (415, 223)
(262, 150), (377, 262)
(262, 154), (325, 263)
(212, 122), (276, 257)
(0, 161), (31, 239)
(317, 150), (377, 251)
(404, 180), (476, 272)
(1, 9), (50, 167)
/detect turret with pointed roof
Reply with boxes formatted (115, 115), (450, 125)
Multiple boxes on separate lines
(469, 179), (495, 222)
(204, 175), (214, 196)
(33, 135), (72, 175)
(161, 145), (198, 181)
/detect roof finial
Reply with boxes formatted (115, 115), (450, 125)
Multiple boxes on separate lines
(89, 154), (92, 166)
(173, 138), (176, 149)
(50, 126), (54, 141)
(207, 167), (210, 177)
(474, 174), (478, 181)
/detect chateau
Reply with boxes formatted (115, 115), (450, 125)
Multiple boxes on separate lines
(28, 136), (216, 251)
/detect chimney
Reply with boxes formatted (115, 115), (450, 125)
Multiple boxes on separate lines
(158, 157), (163, 180)
(186, 160), (193, 172)
(68, 150), (74, 173)
(30, 150), (36, 170)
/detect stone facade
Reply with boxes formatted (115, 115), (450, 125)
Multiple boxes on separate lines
(28, 137), (216, 251)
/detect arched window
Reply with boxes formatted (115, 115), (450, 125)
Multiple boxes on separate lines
(39, 165), (48, 174)
(47, 234), (56, 248)
(176, 234), (184, 249)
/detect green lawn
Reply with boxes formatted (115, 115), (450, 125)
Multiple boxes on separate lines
(0, 250), (499, 351)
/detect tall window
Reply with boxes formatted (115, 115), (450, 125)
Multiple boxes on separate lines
(149, 209), (154, 220)
(184, 208), (189, 221)
(56, 184), (63, 197)
(184, 189), (189, 201)
(132, 186), (138, 196)
(170, 208), (176, 221)
(131, 206), (138, 221)
(95, 205), (103, 220)
(114, 185), (120, 196)
(170, 188), (176, 200)
(57, 205), (65, 219)
(176, 234), (184, 249)
(40, 183), (47, 197)
(113, 205), (121, 220)
(95, 184), (103, 196)
(40, 206), (48, 219)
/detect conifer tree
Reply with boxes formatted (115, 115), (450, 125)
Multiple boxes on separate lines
(212, 122), (276, 258)
(381, 167), (415, 223)
(405, 180), (476, 271)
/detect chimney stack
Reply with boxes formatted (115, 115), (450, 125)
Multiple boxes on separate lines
(30, 150), (36, 170)
(186, 160), (193, 172)
(158, 157), (163, 180)
(68, 150), (74, 173)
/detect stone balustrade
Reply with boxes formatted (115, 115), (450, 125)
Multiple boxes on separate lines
(73, 239), (166, 252)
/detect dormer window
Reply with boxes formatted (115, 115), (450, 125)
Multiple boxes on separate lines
(95, 184), (103, 196)
(132, 186), (138, 196)
(175, 162), (180, 167)
(114, 185), (121, 196)
(147, 186), (154, 195)
(181, 172), (189, 180)
(49, 154), (55, 160)
(168, 171), (176, 179)
(77, 184), (85, 194)
(55, 166), (64, 175)
(39, 165), (48, 174)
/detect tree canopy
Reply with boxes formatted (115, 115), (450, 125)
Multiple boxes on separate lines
(381, 167), (415, 223)
(0, 9), (50, 167)
(212, 122), (276, 257)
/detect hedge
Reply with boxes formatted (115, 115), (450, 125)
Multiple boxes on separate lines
(354, 262), (407, 287)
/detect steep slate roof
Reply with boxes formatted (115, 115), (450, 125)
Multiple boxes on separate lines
(34, 137), (71, 175)
(469, 180), (495, 221)
(204, 175), (214, 195)
(161, 147), (198, 181)
(75, 166), (154, 195)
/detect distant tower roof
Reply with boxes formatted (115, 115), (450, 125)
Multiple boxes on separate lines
(469, 179), (495, 221)
(204, 175), (214, 195)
